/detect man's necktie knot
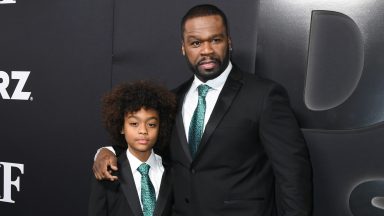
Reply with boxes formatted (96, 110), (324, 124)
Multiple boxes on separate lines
(198, 84), (210, 98)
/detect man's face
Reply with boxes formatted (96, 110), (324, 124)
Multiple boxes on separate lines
(182, 15), (231, 82)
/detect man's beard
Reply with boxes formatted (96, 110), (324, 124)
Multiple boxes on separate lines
(186, 50), (230, 82)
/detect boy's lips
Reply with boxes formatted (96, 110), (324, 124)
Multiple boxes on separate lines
(136, 139), (150, 144)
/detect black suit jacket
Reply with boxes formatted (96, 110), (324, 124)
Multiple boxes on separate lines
(89, 152), (173, 216)
(170, 66), (312, 216)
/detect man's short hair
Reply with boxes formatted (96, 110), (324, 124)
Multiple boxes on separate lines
(181, 4), (229, 39)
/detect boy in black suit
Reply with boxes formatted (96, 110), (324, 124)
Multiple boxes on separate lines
(88, 81), (176, 216)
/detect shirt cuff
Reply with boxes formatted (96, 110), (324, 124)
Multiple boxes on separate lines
(94, 146), (116, 161)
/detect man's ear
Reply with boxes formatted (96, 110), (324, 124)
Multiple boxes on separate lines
(228, 37), (232, 51)
(181, 42), (185, 56)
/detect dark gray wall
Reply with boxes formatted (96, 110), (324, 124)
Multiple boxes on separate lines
(257, 1), (384, 215)
(0, 0), (113, 215)
(111, 0), (259, 88)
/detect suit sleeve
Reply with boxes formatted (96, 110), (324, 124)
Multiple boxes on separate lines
(113, 145), (127, 157)
(259, 83), (312, 216)
(88, 176), (108, 216)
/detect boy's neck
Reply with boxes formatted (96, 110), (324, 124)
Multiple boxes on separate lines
(128, 148), (152, 162)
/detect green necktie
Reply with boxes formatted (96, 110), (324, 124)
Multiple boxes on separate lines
(137, 163), (156, 216)
(188, 84), (210, 157)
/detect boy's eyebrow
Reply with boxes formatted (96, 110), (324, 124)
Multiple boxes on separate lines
(146, 116), (159, 121)
(125, 114), (137, 119)
(126, 115), (159, 121)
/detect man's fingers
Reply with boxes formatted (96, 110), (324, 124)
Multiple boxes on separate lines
(107, 157), (118, 170)
(95, 173), (101, 180)
(92, 164), (101, 180)
(93, 168), (101, 180)
(109, 164), (118, 171)
(92, 148), (118, 181)
(102, 169), (118, 181)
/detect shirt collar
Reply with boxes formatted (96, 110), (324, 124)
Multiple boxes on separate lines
(191, 61), (232, 91)
(126, 149), (159, 173)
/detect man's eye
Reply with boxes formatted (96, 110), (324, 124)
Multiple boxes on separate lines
(191, 41), (201, 47)
(129, 122), (138, 126)
(212, 38), (222, 43)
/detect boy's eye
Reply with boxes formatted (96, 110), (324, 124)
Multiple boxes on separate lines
(148, 123), (157, 128)
(129, 122), (138, 126)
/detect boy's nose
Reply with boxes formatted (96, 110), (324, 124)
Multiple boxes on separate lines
(138, 125), (148, 135)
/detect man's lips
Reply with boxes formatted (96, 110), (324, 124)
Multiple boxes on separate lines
(198, 59), (218, 70)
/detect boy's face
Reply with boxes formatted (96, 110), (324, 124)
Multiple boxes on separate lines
(122, 107), (159, 161)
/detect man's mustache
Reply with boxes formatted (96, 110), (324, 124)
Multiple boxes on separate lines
(197, 57), (220, 65)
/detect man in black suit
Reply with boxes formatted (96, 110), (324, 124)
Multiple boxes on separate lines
(94, 4), (312, 216)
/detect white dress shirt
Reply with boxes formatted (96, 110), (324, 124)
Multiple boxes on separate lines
(126, 149), (164, 208)
(182, 61), (232, 140)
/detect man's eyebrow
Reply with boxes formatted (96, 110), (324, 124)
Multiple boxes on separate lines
(185, 33), (225, 41)
(184, 35), (198, 39)
(211, 33), (226, 38)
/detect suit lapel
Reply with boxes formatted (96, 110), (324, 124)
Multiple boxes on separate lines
(174, 78), (194, 163)
(153, 167), (172, 216)
(195, 68), (243, 159)
(118, 153), (143, 216)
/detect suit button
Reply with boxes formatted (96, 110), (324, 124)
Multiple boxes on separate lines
(190, 168), (195, 174)
(185, 198), (190, 203)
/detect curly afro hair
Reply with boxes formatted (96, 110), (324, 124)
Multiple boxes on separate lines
(101, 80), (177, 156)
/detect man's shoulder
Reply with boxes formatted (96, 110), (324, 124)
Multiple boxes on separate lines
(171, 77), (194, 95)
(231, 66), (282, 89)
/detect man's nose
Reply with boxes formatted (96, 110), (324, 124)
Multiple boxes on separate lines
(201, 42), (214, 55)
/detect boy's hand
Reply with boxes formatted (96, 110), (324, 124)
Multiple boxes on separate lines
(93, 148), (118, 181)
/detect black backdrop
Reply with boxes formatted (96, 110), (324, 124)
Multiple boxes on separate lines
(1, 0), (384, 215)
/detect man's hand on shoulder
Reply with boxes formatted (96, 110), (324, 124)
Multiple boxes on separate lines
(93, 148), (118, 181)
